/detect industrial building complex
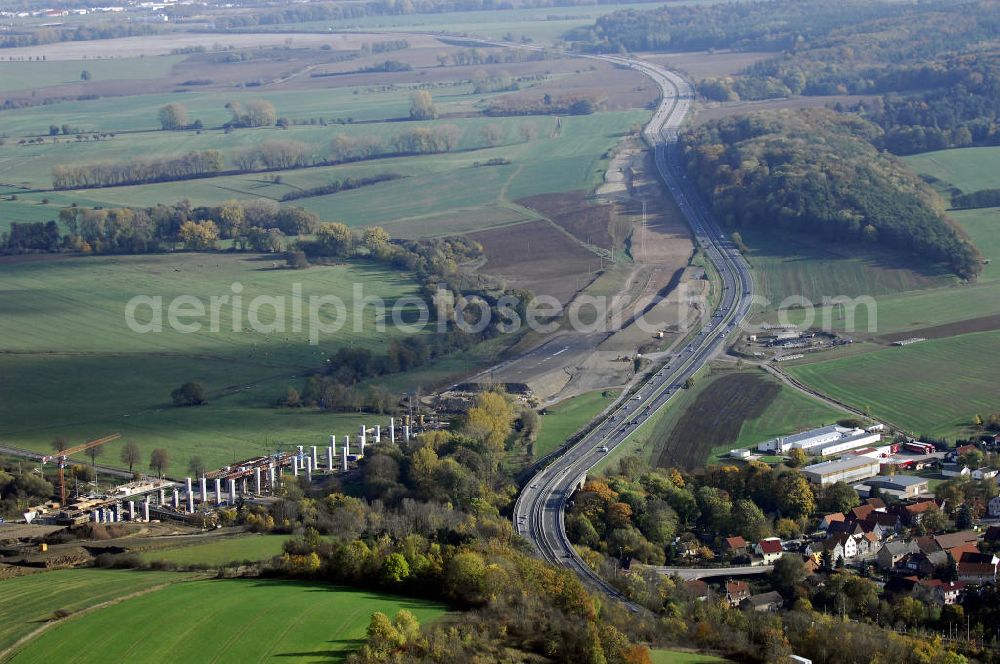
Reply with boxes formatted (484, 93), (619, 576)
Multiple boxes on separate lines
(756, 424), (883, 457)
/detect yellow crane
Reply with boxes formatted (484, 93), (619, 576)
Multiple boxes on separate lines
(41, 433), (121, 505)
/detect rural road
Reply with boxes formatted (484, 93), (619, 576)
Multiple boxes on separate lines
(511, 55), (756, 596)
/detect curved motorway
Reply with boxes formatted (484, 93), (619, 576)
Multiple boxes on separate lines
(512, 56), (758, 598)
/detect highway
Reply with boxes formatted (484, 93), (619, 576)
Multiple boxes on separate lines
(512, 56), (756, 597)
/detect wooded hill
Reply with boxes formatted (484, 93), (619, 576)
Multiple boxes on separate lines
(571, 0), (1000, 154)
(679, 109), (982, 280)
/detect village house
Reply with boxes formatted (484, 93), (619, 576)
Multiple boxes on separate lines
(685, 579), (710, 602)
(898, 500), (937, 526)
(754, 538), (783, 565)
(721, 536), (749, 559)
(819, 513), (845, 530)
(989, 495), (1000, 518)
(823, 533), (864, 564)
(958, 552), (999, 585)
(904, 550), (949, 577)
(941, 463), (971, 478)
(972, 467), (998, 481)
(725, 581), (751, 607)
(878, 540), (920, 571)
(948, 443), (979, 461)
(934, 530), (980, 552)
(861, 512), (903, 539)
(916, 579), (966, 605)
(741, 591), (784, 613)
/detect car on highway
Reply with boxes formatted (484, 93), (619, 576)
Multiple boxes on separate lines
(597, 446), (609, 453)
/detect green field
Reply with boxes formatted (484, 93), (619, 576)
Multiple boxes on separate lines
(5, 577), (445, 664)
(0, 55), (185, 93)
(650, 649), (731, 664)
(744, 228), (954, 310)
(0, 110), (644, 235)
(905, 146), (1000, 194)
(535, 390), (619, 457)
(0, 253), (419, 470)
(787, 330), (1000, 438)
(139, 534), (289, 566)
(949, 206), (1000, 282)
(766, 146), (1000, 441)
(0, 569), (199, 655)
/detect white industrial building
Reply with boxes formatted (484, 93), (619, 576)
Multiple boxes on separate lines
(801, 455), (882, 486)
(756, 424), (881, 457)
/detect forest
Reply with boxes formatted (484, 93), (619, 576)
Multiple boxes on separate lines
(679, 109), (982, 279)
(568, 0), (964, 55)
(571, 0), (1000, 154)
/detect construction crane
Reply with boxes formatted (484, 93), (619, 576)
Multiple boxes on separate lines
(41, 434), (121, 506)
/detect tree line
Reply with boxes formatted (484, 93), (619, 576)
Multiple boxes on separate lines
(52, 150), (224, 190)
(1, 198), (321, 255)
(486, 93), (599, 117)
(679, 109), (983, 279)
(0, 22), (161, 49)
(279, 173), (404, 202)
(49, 119), (515, 192)
(952, 188), (1000, 210)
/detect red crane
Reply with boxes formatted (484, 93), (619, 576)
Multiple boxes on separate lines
(41, 433), (121, 505)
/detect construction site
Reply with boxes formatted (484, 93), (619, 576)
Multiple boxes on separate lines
(12, 415), (425, 530)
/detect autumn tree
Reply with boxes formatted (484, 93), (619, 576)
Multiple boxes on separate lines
(787, 447), (807, 467)
(149, 448), (170, 478)
(179, 220), (219, 250)
(776, 472), (815, 519)
(730, 498), (769, 541)
(227, 99), (277, 127)
(362, 226), (390, 252)
(51, 436), (68, 453)
(158, 103), (189, 130)
(519, 121), (538, 142)
(314, 222), (353, 256)
(409, 91), (437, 120)
(463, 391), (514, 475)
(217, 200), (246, 238)
(86, 443), (103, 469)
(120, 441), (141, 475)
(480, 123), (505, 146)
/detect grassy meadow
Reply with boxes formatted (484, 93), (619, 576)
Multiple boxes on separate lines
(0, 56), (187, 93)
(535, 390), (619, 457)
(649, 649), (731, 664)
(0, 253), (419, 470)
(138, 534), (289, 566)
(0, 110), (644, 235)
(0, 569), (201, 654)
(786, 330), (1000, 438)
(4, 576), (445, 664)
(744, 146), (1000, 441)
